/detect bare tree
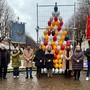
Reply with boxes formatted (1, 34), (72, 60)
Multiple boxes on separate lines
(67, 0), (90, 47)
(0, 0), (15, 42)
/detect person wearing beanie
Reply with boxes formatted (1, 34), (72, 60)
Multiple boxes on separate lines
(85, 41), (90, 81)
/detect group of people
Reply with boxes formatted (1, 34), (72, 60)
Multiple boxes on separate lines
(34, 41), (90, 81)
(34, 45), (54, 78)
(63, 45), (84, 80)
(0, 41), (90, 81)
(34, 44), (84, 80)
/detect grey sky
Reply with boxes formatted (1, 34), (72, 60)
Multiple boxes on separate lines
(7, 0), (77, 41)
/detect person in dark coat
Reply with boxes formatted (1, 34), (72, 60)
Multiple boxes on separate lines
(34, 45), (45, 78)
(72, 45), (84, 80)
(84, 41), (90, 81)
(45, 46), (54, 77)
(0, 44), (10, 80)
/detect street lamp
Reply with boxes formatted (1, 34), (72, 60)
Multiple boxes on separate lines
(5, 26), (11, 52)
(73, 28), (77, 50)
(0, 23), (5, 42)
(35, 26), (39, 44)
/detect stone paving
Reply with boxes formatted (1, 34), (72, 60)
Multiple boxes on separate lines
(0, 71), (90, 90)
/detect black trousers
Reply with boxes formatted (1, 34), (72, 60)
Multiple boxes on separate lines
(37, 66), (41, 76)
(0, 66), (7, 78)
(65, 60), (71, 78)
(74, 70), (81, 79)
(65, 70), (71, 78)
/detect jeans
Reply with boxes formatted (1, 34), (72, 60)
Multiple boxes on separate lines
(26, 67), (32, 77)
(0, 66), (7, 78)
(13, 67), (19, 76)
(86, 62), (90, 77)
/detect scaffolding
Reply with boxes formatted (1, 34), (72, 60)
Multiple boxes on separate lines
(36, 3), (76, 44)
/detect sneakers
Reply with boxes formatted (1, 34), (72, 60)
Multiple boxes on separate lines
(86, 77), (89, 81)
(14, 76), (19, 78)
(17, 76), (19, 78)
(13, 76), (16, 78)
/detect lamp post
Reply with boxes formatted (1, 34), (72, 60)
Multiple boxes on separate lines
(0, 23), (5, 42)
(73, 28), (77, 50)
(6, 25), (11, 53)
(35, 26), (39, 44)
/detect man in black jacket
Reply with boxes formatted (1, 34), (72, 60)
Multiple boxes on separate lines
(85, 41), (90, 81)
(0, 44), (10, 80)
(34, 45), (45, 78)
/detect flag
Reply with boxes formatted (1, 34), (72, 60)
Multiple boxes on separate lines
(86, 15), (90, 40)
(11, 21), (26, 43)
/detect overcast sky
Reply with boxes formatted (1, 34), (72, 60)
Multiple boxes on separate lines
(7, 0), (77, 41)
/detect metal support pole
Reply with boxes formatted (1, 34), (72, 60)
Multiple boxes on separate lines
(36, 3), (39, 44)
(9, 40), (11, 52)
(8, 25), (11, 53)
(74, 2), (76, 28)
(73, 2), (76, 50)
(36, 28), (39, 44)
(36, 3), (75, 45)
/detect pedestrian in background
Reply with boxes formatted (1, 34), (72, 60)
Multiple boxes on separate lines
(0, 44), (10, 80)
(62, 45), (73, 78)
(72, 45), (84, 80)
(45, 46), (54, 78)
(12, 48), (21, 78)
(23, 44), (34, 79)
(85, 41), (90, 81)
(34, 45), (45, 78)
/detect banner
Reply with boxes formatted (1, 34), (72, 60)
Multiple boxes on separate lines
(11, 22), (26, 43)
(86, 15), (90, 40)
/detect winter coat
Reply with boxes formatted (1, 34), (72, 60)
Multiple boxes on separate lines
(62, 49), (73, 70)
(84, 47), (90, 62)
(45, 50), (54, 68)
(0, 48), (10, 67)
(72, 50), (84, 70)
(34, 49), (45, 67)
(23, 48), (34, 67)
(12, 51), (21, 68)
